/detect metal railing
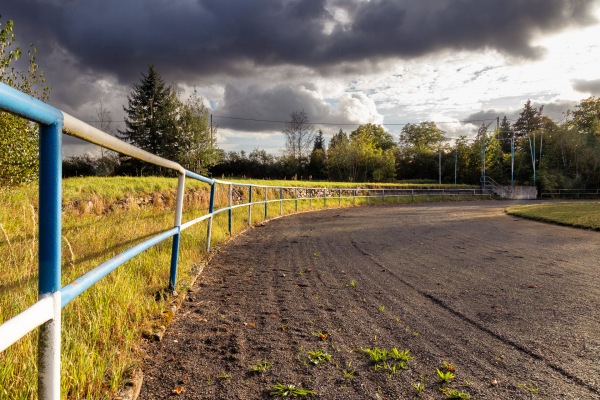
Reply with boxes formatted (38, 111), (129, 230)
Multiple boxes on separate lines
(540, 189), (600, 199)
(0, 82), (489, 399)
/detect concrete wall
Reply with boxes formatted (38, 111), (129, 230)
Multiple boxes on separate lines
(496, 186), (537, 199)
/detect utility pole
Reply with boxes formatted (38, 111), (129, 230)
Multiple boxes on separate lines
(438, 147), (442, 184)
(210, 114), (213, 150)
(454, 145), (458, 184)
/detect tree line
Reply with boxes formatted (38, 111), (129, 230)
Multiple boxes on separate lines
(215, 98), (600, 190)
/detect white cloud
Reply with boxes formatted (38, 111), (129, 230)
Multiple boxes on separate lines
(336, 92), (383, 125)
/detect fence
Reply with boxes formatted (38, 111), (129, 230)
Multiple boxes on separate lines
(0, 81), (491, 399)
(540, 189), (600, 199)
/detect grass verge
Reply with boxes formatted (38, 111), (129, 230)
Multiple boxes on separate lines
(506, 201), (600, 230)
(1, 176), (483, 399)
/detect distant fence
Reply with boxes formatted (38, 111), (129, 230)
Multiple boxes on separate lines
(0, 82), (491, 399)
(540, 189), (600, 199)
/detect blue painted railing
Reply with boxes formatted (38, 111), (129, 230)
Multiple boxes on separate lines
(0, 82), (490, 399)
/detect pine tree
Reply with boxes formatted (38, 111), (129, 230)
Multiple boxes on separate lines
(308, 130), (327, 179)
(513, 100), (543, 138)
(118, 65), (182, 174)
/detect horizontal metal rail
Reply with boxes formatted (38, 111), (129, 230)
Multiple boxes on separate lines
(541, 189), (600, 198)
(0, 81), (487, 399)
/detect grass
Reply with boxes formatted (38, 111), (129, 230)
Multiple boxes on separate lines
(0, 177), (485, 399)
(506, 202), (600, 230)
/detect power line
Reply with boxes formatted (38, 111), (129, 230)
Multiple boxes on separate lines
(212, 114), (504, 127)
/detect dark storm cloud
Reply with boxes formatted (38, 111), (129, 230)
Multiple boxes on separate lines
(572, 79), (600, 95)
(2, 0), (598, 86)
(464, 110), (504, 124)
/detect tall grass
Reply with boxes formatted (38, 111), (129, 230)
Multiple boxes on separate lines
(1, 177), (483, 399)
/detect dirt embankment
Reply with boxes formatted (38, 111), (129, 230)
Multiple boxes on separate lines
(139, 201), (600, 399)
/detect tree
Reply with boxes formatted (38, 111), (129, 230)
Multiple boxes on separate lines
(93, 103), (119, 176)
(567, 96), (600, 136)
(397, 122), (445, 180)
(283, 110), (315, 165)
(350, 123), (396, 151)
(399, 122), (444, 151)
(118, 65), (182, 174)
(513, 100), (544, 137)
(327, 129), (352, 181)
(513, 100), (545, 184)
(179, 90), (220, 174)
(0, 16), (50, 185)
(308, 130), (327, 179)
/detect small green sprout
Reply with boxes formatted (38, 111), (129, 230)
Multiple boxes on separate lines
(413, 382), (425, 393)
(270, 383), (315, 397)
(436, 368), (455, 383)
(307, 350), (331, 365)
(249, 359), (272, 373)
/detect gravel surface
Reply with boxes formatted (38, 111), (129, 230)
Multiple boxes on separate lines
(140, 200), (600, 399)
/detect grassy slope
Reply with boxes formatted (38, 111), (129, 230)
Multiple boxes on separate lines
(506, 201), (600, 230)
(1, 177), (481, 399)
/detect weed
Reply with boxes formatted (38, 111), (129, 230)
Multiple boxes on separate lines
(518, 383), (540, 394)
(217, 373), (232, 380)
(413, 382), (425, 393)
(379, 305), (385, 312)
(342, 361), (356, 379)
(388, 347), (413, 362)
(413, 331), (419, 337)
(442, 361), (456, 372)
(362, 347), (412, 377)
(269, 383), (315, 397)
(306, 350), (332, 365)
(436, 368), (455, 383)
(313, 252), (320, 257)
(249, 359), (272, 373)
(349, 280), (356, 287)
(311, 330), (329, 341)
(440, 388), (471, 399)
(342, 369), (356, 379)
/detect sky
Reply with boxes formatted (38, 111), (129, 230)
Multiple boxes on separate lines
(3, 0), (600, 157)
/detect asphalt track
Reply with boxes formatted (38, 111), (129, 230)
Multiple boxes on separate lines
(140, 200), (600, 399)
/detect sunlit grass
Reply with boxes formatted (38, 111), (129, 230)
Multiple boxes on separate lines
(506, 201), (600, 230)
(0, 177), (485, 399)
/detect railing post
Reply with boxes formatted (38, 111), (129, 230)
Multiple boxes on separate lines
(338, 189), (341, 206)
(279, 187), (283, 216)
(295, 188), (298, 212)
(248, 185), (253, 226)
(228, 184), (233, 236)
(382, 189), (385, 203)
(206, 182), (216, 253)
(264, 187), (268, 220)
(367, 189), (370, 204)
(353, 189), (356, 205)
(169, 173), (185, 292)
(38, 121), (62, 400)
(324, 190), (327, 208)
(309, 189), (312, 209)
